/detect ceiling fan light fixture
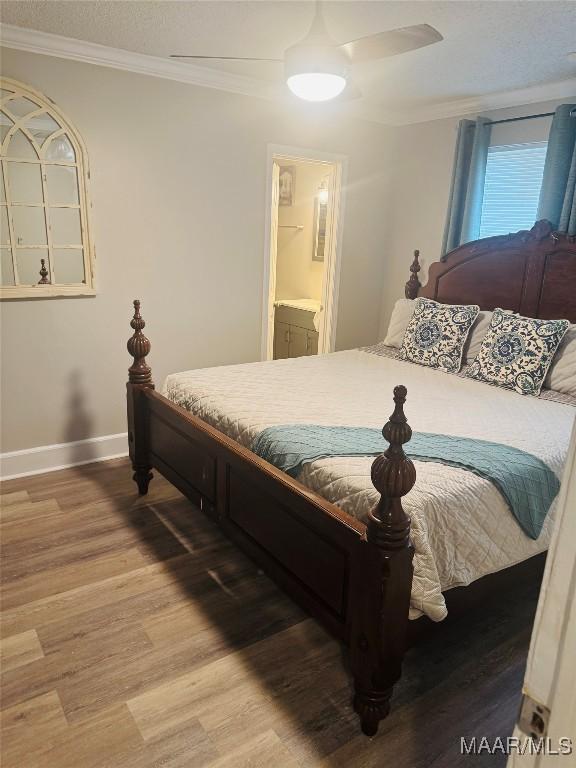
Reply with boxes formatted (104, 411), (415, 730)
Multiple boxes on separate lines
(170, 1), (443, 105)
(284, 40), (349, 102)
(287, 72), (347, 101)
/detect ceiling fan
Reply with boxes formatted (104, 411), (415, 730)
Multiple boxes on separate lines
(171, 2), (443, 102)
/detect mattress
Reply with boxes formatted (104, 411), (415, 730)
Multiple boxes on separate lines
(164, 347), (575, 621)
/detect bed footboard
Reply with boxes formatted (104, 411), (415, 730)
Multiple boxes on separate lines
(126, 300), (415, 737)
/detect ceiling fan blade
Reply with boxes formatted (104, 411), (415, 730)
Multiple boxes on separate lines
(339, 24), (443, 63)
(170, 55), (283, 62)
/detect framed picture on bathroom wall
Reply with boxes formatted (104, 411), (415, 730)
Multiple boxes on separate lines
(278, 166), (295, 206)
(312, 180), (329, 262)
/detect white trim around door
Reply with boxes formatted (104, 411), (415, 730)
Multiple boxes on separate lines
(506, 420), (576, 766)
(261, 144), (347, 361)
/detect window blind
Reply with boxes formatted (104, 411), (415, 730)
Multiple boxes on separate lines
(479, 141), (548, 239)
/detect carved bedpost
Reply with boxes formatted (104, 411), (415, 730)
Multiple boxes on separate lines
(405, 250), (421, 299)
(350, 385), (416, 736)
(128, 300), (154, 387)
(127, 300), (154, 495)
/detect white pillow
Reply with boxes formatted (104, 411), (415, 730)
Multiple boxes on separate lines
(544, 324), (576, 397)
(383, 298), (416, 348)
(464, 310), (493, 363)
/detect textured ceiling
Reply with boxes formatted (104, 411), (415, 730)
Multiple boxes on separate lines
(2, 0), (576, 117)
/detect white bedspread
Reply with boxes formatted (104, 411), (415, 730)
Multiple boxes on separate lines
(164, 349), (574, 621)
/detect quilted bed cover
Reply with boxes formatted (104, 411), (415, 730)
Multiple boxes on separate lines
(164, 346), (574, 621)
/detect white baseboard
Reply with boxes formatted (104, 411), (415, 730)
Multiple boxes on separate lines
(0, 433), (129, 481)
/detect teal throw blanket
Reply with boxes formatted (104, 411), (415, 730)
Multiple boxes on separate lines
(250, 425), (559, 540)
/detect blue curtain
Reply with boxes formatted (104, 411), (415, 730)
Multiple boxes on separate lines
(442, 117), (492, 255)
(537, 104), (576, 235)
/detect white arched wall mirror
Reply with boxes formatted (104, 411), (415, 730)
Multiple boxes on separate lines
(0, 78), (95, 299)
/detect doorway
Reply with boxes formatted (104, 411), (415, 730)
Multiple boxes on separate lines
(262, 146), (345, 361)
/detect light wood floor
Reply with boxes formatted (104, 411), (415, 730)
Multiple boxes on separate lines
(1, 458), (540, 767)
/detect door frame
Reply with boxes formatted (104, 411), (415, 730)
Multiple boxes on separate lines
(261, 144), (348, 361)
(507, 419), (576, 766)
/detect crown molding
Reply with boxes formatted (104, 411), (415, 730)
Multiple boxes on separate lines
(381, 79), (576, 126)
(1, 23), (574, 126)
(0, 23), (277, 101)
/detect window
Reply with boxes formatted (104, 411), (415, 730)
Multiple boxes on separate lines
(479, 141), (547, 239)
(0, 78), (94, 298)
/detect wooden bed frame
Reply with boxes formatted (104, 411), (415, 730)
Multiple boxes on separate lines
(126, 220), (576, 736)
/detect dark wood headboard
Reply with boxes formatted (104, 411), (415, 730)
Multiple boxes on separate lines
(406, 220), (576, 323)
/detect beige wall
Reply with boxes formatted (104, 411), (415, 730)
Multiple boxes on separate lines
(377, 98), (572, 339)
(275, 159), (329, 302)
(0, 47), (393, 452)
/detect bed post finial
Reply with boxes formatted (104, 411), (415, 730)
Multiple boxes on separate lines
(350, 385), (415, 737)
(405, 250), (421, 299)
(369, 384), (415, 548)
(127, 300), (154, 495)
(127, 300), (154, 387)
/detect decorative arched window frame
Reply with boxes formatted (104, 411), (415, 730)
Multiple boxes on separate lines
(0, 78), (95, 299)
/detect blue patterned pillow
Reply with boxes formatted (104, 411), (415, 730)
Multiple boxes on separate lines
(466, 309), (570, 396)
(399, 298), (479, 373)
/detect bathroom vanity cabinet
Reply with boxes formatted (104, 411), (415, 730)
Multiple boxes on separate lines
(273, 303), (319, 359)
